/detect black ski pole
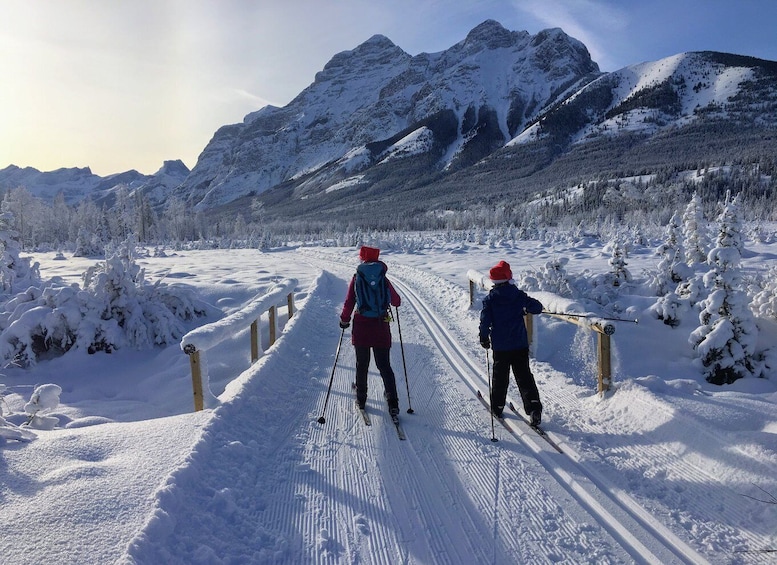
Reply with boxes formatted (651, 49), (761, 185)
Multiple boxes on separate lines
(486, 348), (497, 442)
(317, 326), (346, 424)
(395, 306), (414, 414)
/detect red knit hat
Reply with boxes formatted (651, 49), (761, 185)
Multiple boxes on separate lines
(359, 245), (380, 262)
(489, 260), (512, 283)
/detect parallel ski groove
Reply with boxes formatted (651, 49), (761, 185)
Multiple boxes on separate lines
(391, 275), (708, 565)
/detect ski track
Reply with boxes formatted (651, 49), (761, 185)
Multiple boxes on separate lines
(119, 252), (777, 564)
(384, 256), (777, 564)
(388, 274), (695, 564)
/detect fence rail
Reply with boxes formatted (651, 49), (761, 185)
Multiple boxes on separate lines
(180, 278), (297, 411)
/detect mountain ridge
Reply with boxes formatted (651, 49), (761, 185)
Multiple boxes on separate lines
(1, 20), (776, 229)
(170, 20), (601, 210)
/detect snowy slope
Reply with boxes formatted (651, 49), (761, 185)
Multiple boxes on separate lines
(2, 240), (777, 563)
(511, 51), (776, 148)
(173, 21), (599, 209)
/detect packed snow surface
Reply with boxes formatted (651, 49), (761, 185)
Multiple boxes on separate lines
(2, 238), (777, 564)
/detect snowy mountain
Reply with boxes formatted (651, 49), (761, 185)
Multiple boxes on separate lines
(0, 160), (190, 208)
(3, 21), (776, 227)
(175, 23), (777, 225)
(173, 20), (600, 210)
(413, 50), (777, 223)
(0, 165), (108, 204)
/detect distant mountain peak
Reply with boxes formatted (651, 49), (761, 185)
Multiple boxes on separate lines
(362, 34), (396, 49)
(463, 19), (515, 48)
(317, 33), (407, 82)
(449, 19), (534, 55)
(155, 159), (190, 177)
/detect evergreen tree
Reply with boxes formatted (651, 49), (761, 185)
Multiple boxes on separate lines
(682, 192), (708, 266)
(609, 240), (632, 287)
(689, 193), (759, 384)
(0, 211), (40, 295)
(751, 267), (777, 320)
(654, 211), (690, 295)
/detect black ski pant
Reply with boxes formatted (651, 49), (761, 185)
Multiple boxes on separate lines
(354, 346), (399, 410)
(491, 348), (542, 416)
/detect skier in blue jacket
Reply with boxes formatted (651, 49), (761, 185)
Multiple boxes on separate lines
(479, 260), (544, 425)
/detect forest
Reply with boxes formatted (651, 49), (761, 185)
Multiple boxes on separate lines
(2, 153), (774, 254)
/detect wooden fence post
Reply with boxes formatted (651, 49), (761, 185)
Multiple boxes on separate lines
(269, 305), (277, 345)
(287, 292), (295, 318)
(469, 280), (475, 306)
(183, 344), (204, 412)
(524, 313), (533, 349)
(250, 319), (260, 363)
(598, 331), (612, 394)
(541, 314), (615, 395)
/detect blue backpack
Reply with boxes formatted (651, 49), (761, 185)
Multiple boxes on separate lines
(354, 262), (390, 318)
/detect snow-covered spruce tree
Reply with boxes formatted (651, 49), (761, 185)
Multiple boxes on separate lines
(607, 240), (632, 288)
(73, 227), (105, 257)
(0, 235), (209, 366)
(752, 267), (777, 320)
(0, 211), (40, 296)
(653, 211), (691, 296)
(651, 290), (683, 328)
(682, 192), (708, 266)
(689, 193), (759, 384)
(517, 257), (574, 297)
(650, 211), (693, 327)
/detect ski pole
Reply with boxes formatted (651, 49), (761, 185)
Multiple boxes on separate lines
(541, 311), (638, 324)
(395, 306), (414, 414)
(486, 348), (497, 443)
(317, 326), (346, 424)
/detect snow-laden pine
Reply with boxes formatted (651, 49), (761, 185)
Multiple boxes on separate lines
(0, 235), (209, 366)
(690, 192), (760, 383)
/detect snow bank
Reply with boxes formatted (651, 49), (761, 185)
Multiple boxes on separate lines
(180, 278), (297, 352)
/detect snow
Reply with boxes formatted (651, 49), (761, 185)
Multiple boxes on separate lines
(2, 239), (777, 564)
(377, 127), (435, 165)
(180, 278), (297, 353)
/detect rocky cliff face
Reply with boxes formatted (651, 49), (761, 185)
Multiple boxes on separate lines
(173, 20), (601, 209)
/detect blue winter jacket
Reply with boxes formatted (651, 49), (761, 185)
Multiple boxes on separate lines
(479, 283), (543, 351)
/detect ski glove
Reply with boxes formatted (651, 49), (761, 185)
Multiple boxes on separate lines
(480, 338), (490, 349)
(339, 320), (350, 329)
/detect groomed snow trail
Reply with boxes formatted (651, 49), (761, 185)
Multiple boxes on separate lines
(120, 268), (631, 563)
(120, 253), (768, 564)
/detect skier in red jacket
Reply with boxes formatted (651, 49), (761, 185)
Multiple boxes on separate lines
(340, 246), (402, 415)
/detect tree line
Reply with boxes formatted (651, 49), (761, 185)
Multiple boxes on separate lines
(2, 155), (775, 252)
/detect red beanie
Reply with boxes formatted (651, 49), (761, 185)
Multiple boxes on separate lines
(359, 245), (380, 262)
(489, 260), (512, 283)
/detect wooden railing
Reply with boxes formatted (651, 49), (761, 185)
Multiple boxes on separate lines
(467, 271), (614, 395)
(180, 278), (297, 411)
(539, 313), (615, 394)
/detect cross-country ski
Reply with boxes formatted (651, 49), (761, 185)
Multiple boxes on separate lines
(357, 403), (371, 426)
(508, 402), (563, 453)
(390, 414), (406, 440)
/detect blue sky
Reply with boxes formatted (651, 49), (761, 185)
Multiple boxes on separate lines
(2, 0), (776, 177)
